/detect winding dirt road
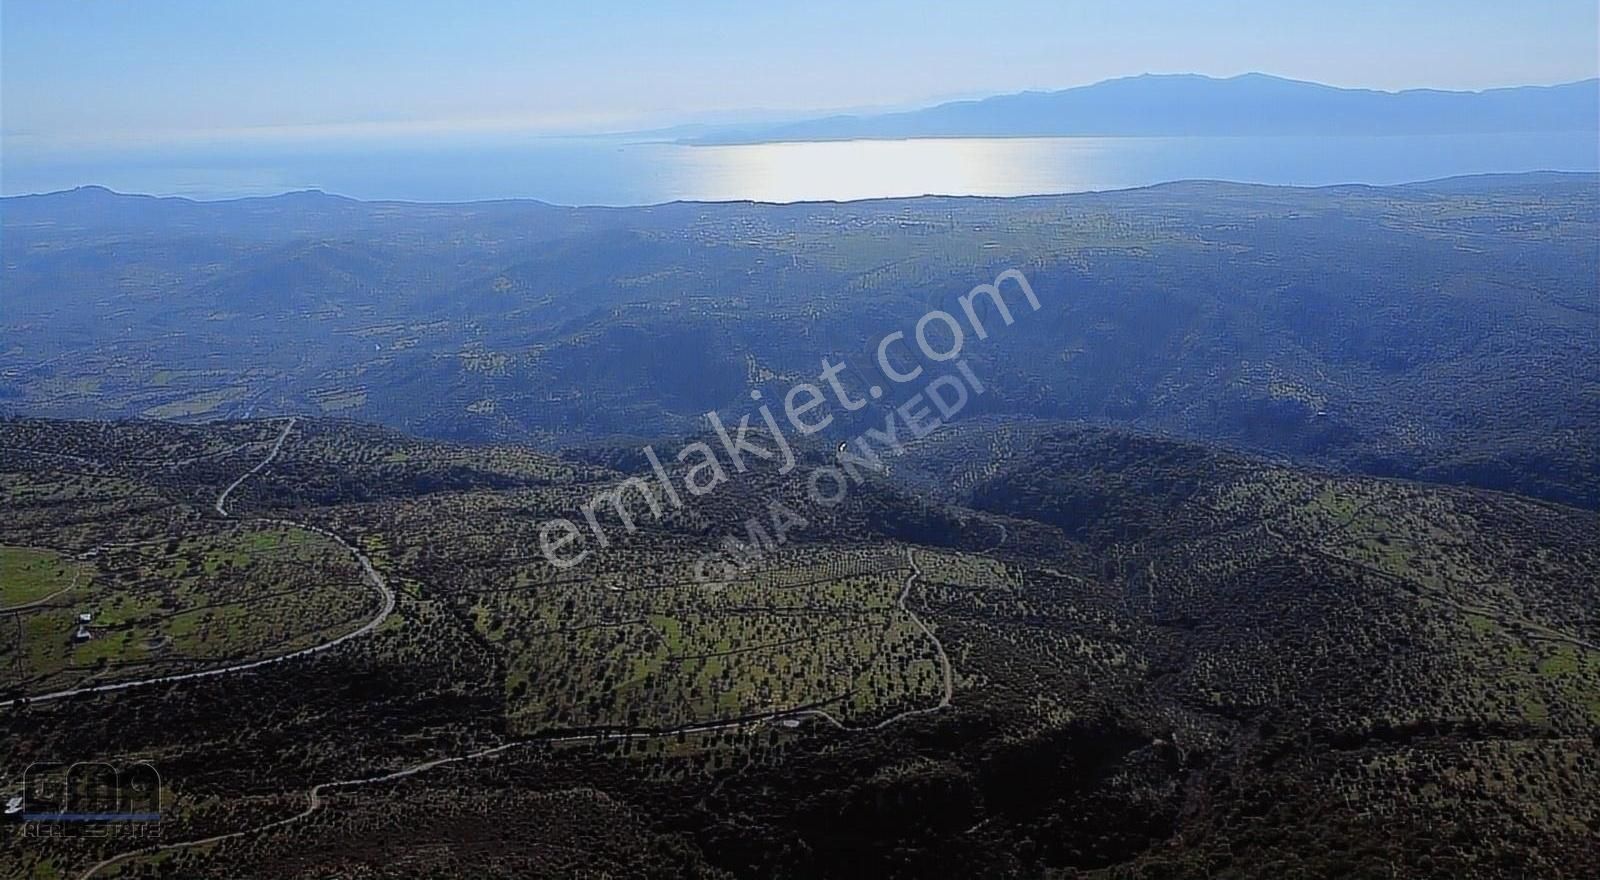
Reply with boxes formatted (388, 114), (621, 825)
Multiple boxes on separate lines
(0, 418), (396, 710)
(25, 419), (959, 878)
(75, 706), (843, 880)
(781, 548), (954, 731)
(75, 547), (954, 878)
(214, 418), (296, 517)
(0, 565), (83, 615)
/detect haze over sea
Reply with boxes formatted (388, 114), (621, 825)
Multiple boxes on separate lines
(8, 131), (1595, 204)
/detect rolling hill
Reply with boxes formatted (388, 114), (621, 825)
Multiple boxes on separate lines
(4, 174), (1597, 506)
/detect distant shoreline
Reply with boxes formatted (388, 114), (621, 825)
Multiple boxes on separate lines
(679, 73), (1600, 145)
(5, 168), (1597, 210)
(675, 129), (1600, 147)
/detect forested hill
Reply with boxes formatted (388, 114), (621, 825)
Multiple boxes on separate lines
(3, 173), (1597, 507)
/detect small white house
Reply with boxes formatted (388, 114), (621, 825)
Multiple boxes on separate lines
(74, 625), (92, 642)
(78, 612), (93, 624)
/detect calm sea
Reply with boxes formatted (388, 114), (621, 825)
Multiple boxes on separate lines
(6, 132), (1596, 204)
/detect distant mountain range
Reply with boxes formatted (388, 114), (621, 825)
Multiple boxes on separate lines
(684, 73), (1600, 144)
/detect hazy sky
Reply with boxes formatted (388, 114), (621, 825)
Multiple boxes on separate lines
(5, 0), (1597, 155)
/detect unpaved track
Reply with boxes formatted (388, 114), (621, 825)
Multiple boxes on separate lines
(76, 548), (956, 878)
(77, 708), (834, 879)
(214, 417), (295, 516)
(778, 547), (954, 731)
(0, 417), (396, 709)
(0, 565), (83, 614)
(12, 415), (971, 878)
(50, 423), (961, 879)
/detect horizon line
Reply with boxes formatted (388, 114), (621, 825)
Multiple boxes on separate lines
(5, 170), (1595, 210)
(5, 71), (1597, 156)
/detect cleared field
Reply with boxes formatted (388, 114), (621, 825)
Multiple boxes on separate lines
(0, 545), (82, 608)
(0, 521), (375, 697)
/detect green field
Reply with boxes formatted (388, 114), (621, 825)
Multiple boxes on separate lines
(0, 545), (82, 608)
(1, 522), (376, 695)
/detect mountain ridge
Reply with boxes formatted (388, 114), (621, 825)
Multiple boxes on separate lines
(685, 73), (1600, 144)
(4, 172), (1596, 508)
(7, 169), (1597, 209)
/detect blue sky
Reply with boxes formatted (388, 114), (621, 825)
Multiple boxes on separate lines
(4, 0), (1597, 156)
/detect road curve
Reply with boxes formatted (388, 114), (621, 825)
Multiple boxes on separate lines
(778, 547), (954, 731)
(77, 707), (815, 880)
(76, 546), (954, 878)
(215, 417), (296, 516)
(0, 418), (396, 710)
(26, 423), (962, 877)
(0, 566), (84, 615)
